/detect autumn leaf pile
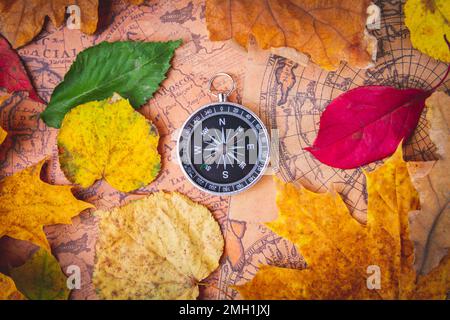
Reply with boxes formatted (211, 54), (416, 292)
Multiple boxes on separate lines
(0, 2), (183, 300)
(0, 0), (145, 48)
(235, 91), (450, 299)
(0, 0), (449, 301)
(236, 145), (449, 299)
(0, 40), (93, 296)
(0, 161), (93, 299)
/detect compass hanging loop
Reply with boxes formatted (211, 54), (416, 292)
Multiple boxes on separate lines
(207, 72), (236, 102)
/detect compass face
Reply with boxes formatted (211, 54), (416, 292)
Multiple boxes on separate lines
(178, 102), (270, 195)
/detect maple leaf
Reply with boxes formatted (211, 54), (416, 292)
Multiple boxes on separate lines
(0, 272), (25, 300)
(0, 0), (148, 49)
(407, 91), (450, 275)
(9, 248), (69, 300)
(57, 95), (161, 192)
(405, 0), (450, 63)
(205, 0), (376, 70)
(93, 192), (224, 300)
(0, 160), (93, 252)
(235, 145), (449, 299)
(0, 0), (98, 49)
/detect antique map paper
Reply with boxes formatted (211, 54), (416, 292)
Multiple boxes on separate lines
(0, 0), (449, 300)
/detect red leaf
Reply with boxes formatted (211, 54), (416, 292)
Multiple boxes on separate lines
(306, 35), (450, 169)
(305, 86), (431, 169)
(0, 35), (42, 103)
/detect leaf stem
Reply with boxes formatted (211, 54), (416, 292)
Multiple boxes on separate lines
(428, 35), (450, 93)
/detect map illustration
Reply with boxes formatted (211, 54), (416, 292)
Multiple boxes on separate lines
(0, 0), (449, 300)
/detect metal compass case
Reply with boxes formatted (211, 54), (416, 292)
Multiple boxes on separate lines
(178, 73), (270, 195)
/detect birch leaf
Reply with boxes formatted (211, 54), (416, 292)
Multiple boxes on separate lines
(93, 192), (224, 300)
(57, 96), (161, 192)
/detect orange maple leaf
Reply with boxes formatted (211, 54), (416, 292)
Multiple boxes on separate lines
(205, 0), (376, 70)
(0, 0), (145, 48)
(235, 146), (450, 299)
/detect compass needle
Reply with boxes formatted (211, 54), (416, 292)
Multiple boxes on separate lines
(222, 154), (227, 170)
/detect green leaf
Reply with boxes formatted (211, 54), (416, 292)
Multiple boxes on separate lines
(9, 248), (69, 300)
(41, 40), (182, 128)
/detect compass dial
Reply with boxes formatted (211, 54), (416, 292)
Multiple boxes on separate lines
(178, 102), (270, 195)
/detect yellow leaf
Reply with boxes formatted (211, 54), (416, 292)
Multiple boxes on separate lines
(93, 192), (224, 300)
(205, 0), (376, 70)
(0, 125), (6, 144)
(57, 96), (161, 192)
(0, 0), (98, 49)
(236, 145), (449, 299)
(405, 0), (450, 62)
(0, 0), (144, 48)
(414, 255), (450, 299)
(407, 91), (450, 274)
(0, 160), (93, 251)
(365, 145), (419, 299)
(0, 273), (25, 300)
(0, 92), (10, 105)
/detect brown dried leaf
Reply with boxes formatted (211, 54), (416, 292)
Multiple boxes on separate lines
(0, 0), (98, 48)
(407, 91), (450, 275)
(206, 0), (376, 70)
(0, 0), (144, 48)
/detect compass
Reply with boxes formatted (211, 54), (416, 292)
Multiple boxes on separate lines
(177, 73), (270, 195)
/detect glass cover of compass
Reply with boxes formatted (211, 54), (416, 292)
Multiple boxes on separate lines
(177, 102), (270, 195)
